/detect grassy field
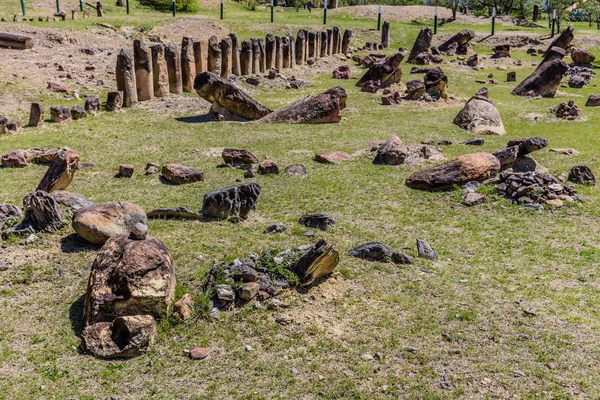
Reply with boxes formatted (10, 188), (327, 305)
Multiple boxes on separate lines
(2, 1), (600, 399)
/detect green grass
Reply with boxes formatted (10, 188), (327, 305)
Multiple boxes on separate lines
(2, 2), (600, 399)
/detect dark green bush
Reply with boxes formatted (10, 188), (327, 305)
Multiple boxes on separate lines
(138, 0), (200, 13)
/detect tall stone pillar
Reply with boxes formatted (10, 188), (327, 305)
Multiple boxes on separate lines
(332, 27), (340, 54)
(193, 41), (207, 73)
(240, 39), (253, 75)
(295, 30), (305, 65)
(220, 37), (232, 78)
(116, 48), (138, 107)
(181, 36), (196, 92)
(151, 44), (170, 97)
(282, 35), (290, 69)
(320, 31), (328, 57)
(258, 38), (266, 73)
(251, 39), (261, 74)
(287, 33), (295, 67)
(275, 36), (283, 69)
(229, 34), (240, 76)
(207, 35), (222, 75)
(266, 34), (276, 70)
(382, 21), (390, 48)
(133, 38), (153, 101)
(164, 42), (183, 95)
(341, 29), (353, 55)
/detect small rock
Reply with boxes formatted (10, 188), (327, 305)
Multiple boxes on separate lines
(244, 344), (253, 351)
(265, 222), (287, 234)
(119, 164), (134, 178)
(546, 361), (558, 370)
(257, 160), (279, 175)
(513, 370), (526, 378)
(129, 223), (148, 240)
(284, 164), (307, 177)
(189, 347), (210, 359)
(405, 346), (419, 353)
(360, 353), (374, 361)
(239, 282), (259, 301)
(463, 192), (485, 206)
(416, 238), (438, 260)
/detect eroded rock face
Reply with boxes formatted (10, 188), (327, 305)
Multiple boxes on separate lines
(424, 67), (448, 100)
(290, 239), (339, 286)
(405, 152), (501, 191)
(571, 49), (595, 64)
(72, 202), (147, 244)
(356, 51), (406, 88)
(569, 165), (595, 185)
(332, 65), (351, 79)
(81, 315), (157, 359)
(19, 190), (64, 233)
(408, 27), (432, 64)
(512, 59), (569, 97)
(201, 182), (261, 221)
(161, 164), (204, 185)
(373, 136), (445, 165)
(453, 95), (505, 135)
(84, 233), (175, 325)
(51, 191), (94, 214)
(438, 29), (475, 53)
(222, 148), (259, 165)
(2, 150), (28, 168)
(0, 204), (22, 226)
(37, 150), (79, 193)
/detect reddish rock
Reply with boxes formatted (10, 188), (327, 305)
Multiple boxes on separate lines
(571, 49), (595, 64)
(161, 164), (204, 185)
(314, 151), (350, 164)
(222, 148), (259, 165)
(405, 152), (501, 191)
(119, 164), (134, 178)
(381, 92), (401, 105)
(190, 347), (210, 360)
(463, 192), (485, 206)
(2, 150), (28, 168)
(174, 293), (194, 321)
(257, 160), (279, 175)
(50, 106), (71, 123)
(332, 65), (351, 79)
(47, 82), (71, 92)
(5, 120), (22, 133)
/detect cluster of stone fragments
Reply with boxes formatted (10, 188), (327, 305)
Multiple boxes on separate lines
(111, 27), (355, 110)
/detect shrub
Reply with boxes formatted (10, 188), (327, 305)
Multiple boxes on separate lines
(138, 0), (199, 13)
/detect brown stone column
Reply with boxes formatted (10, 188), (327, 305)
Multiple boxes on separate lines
(265, 34), (275, 70)
(320, 31), (328, 57)
(116, 48), (138, 107)
(207, 35), (222, 75)
(133, 38), (153, 102)
(220, 37), (232, 78)
(251, 39), (260, 74)
(308, 32), (316, 58)
(164, 42), (183, 95)
(327, 29), (333, 55)
(295, 30), (305, 65)
(342, 29), (352, 55)
(287, 33), (295, 67)
(240, 39), (253, 75)
(28, 103), (44, 127)
(382, 21), (390, 48)
(315, 32), (320, 60)
(332, 27), (340, 54)
(105, 91), (123, 111)
(274, 36), (283, 70)
(229, 34), (240, 76)
(258, 38), (266, 73)
(303, 29), (309, 62)
(181, 36), (196, 92)
(282, 35), (290, 69)
(193, 41), (207, 73)
(151, 44), (170, 97)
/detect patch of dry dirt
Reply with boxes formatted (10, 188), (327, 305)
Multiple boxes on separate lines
(330, 5), (488, 25)
(150, 17), (230, 44)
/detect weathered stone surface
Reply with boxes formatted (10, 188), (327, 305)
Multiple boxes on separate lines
(51, 190), (94, 213)
(70, 105), (87, 120)
(333, 65), (351, 79)
(28, 103), (44, 126)
(361, 80), (380, 93)
(84, 96), (100, 115)
(0, 115), (6, 134)
(151, 44), (169, 97)
(467, 54), (479, 67)
(298, 213), (335, 230)
(164, 42), (183, 95)
(37, 150), (79, 192)
(194, 72), (271, 120)
(356, 51), (405, 88)
(416, 238), (438, 259)
(116, 48), (138, 107)
(258, 87), (346, 124)
(341, 29), (353, 54)
(381, 91), (402, 105)
(190, 347), (210, 359)
(265, 34), (276, 69)
(424, 67), (448, 100)
(173, 293), (194, 320)
(290, 239), (339, 286)
(405, 152), (501, 191)
(569, 165), (595, 185)
(82, 315), (157, 359)
(265, 222), (287, 234)
(50, 106), (71, 123)
(544, 25), (574, 56)
(314, 151), (350, 163)
(453, 95), (505, 135)
(408, 27), (432, 64)
(134, 38), (154, 101)
(571, 49), (595, 64)
(161, 164), (204, 185)
(257, 160), (279, 175)
(106, 91), (123, 111)
(193, 40), (207, 74)
(295, 30), (306, 65)
(239, 282), (259, 300)
(220, 37), (232, 78)
(24, 147), (64, 164)
(15, 190), (64, 233)
(348, 242), (393, 262)
(502, 156), (547, 173)
(438, 29), (475, 53)
(207, 35), (222, 75)
(492, 44), (511, 58)
(147, 207), (202, 220)
(222, 148), (259, 165)
(251, 38), (260, 74)
(0, 204), (22, 226)
(284, 164), (306, 176)
(569, 76), (585, 89)
(506, 136), (548, 157)
(373, 136), (444, 165)
(381, 21), (390, 48)
(73, 202), (147, 244)
(240, 39), (253, 75)
(119, 163), (134, 178)
(463, 191), (485, 206)
(201, 182), (261, 221)
(181, 36), (196, 92)
(512, 58), (569, 97)
(2, 150), (28, 168)
(405, 79), (426, 100)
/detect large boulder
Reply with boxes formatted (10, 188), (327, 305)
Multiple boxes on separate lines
(356, 51), (406, 88)
(373, 136), (444, 165)
(194, 71), (271, 121)
(201, 182), (261, 221)
(290, 239), (339, 286)
(2, 150), (28, 168)
(72, 202), (147, 244)
(222, 148), (259, 165)
(81, 315), (157, 359)
(571, 49), (595, 64)
(438, 29), (475, 53)
(407, 27), (433, 64)
(424, 67), (448, 100)
(37, 150), (79, 193)
(405, 152), (501, 191)
(257, 87), (347, 124)
(83, 232), (175, 324)
(161, 164), (204, 185)
(453, 95), (505, 135)
(512, 58), (569, 97)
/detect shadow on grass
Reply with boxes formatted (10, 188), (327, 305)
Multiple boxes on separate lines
(175, 113), (215, 124)
(60, 233), (100, 254)
(294, 274), (331, 294)
(69, 294), (86, 337)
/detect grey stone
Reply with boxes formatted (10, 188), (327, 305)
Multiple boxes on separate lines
(416, 238), (438, 260)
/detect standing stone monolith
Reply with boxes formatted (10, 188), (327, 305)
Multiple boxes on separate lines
(220, 37), (233, 78)
(193, 40), (207, 73)
(308, 32), (316, 58)
(332, 27), (340, 54)
(320, 31), (328, 57)
(266, 34), (275, 69)
(207, 35), (222, 75)
(341, 29), (352, 55)
(258, 38), (266, 73)
(106, 91), (123, 111)
(327, 29), (333, 55)
(287, 33), (295, 67)
(134, 38), (153, 101)
(151, 44), (169, 97)
(181, 36), (196, 92)
(164, 42), (183, 95)
(282, 36), (291, 69)
(116, 48), (138, 107)
(251, 39), (261, 74)
(28, 103), (44, 127)
(274, 36), (283, 69)
(381, 21), (390, 48)
(229, 33), (240, 76)
(407, 27), (432, 64)
(296, 30), (306, 65)
(240, 40), (253, 75)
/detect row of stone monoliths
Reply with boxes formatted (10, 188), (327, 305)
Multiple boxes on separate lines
(115, 27), (353, 108)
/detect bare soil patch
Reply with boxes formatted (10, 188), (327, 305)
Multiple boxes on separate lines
(150, 17), (230, 44)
